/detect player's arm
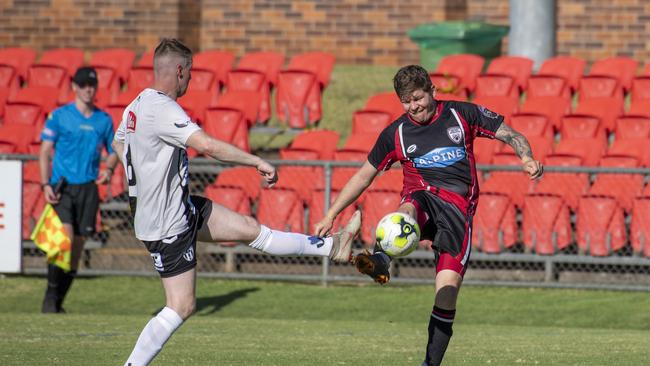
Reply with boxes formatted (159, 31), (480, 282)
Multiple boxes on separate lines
(38, 140), (59, 204)
(314, 161), (379, 236)
(111, 140), (124, 163)
(495, 122), (544, 179)
(186, 130), (277, 186)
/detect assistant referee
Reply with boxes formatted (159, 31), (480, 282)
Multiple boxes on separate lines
(39, 66), (119, 313)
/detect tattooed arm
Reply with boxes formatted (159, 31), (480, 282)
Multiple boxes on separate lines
(495, 122), (544, 179)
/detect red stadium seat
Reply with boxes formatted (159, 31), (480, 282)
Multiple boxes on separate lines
(0, 64), (20, 98)
(0, 47), (37, 83)
(472, 137), (499, 165)
(177, 89), (215, 124)
(204, 186), (251, 216)
(256, 188), (304, 233)
(136, 51), (154, 67)
(484, 56), (534, 93)
(360, 190), (401, 245)
(588, 155), (644, 212)
(287, 51), (335, 88)
(631, 197), (650, 257)
(27, 64), (69, 99)
(630, 76), (650, 102)
(627, 99), (650, 117)
(614, 115), (650, 139)
(282, 130), (340, 160)
(589, 56), (639, 93)
(127, 66), (154, 92)
(576, 195), (627, 256)
(10, 85), (59, 114)
(341, 133), (376, 153)
(187, 67), (218, 94)
(22, 182), (42, 239)
(429, 73), (465, 99)
(276, 70), (318, 128)
(573, 97), (624, 134)
(519, 96), (571, 132)
(578, 75), (622, 100)
(433, 53), (484, 94)
(276, 148), (323, 204)
(534, 154), (588, 211)
(509, 113), (553, 138)
(213, 167), (262, 201)
(560, 114), (606, 140)
(22, 161), (41, 183)
(481, 153), (534, 208)
(237, 51), (285, 87)
(472, 193), (517, 253)
(526, 75), (569, 98)
(203, 107), (250, 152)
(474, 74), (517, 97)
(522, 193), (572, 255)
(537, 56), (586, 93)
(216, 90), (261, 127)
(0, 86), (10, 118)
(97, 163), (125, 202)
(606, 138), (650, 167)
(308, 189), (357, 234)
(0, 124), (38, 153)
(364, 92), (404, 122)
(90, 48), (136, 85)
(193, 50), (235, 90)
(351, 110), (392, 136)
(368, 168), (403, 193)
(226, 69), (269, 123)
(89, 65), (120, 103)
(4, 101), (43, 127)
(331, 149), (366, 191)
(472, 95), (519, 120)
(554, 137), (607, 167)
(37, 48), (84, 77)
(496, 135), (552, 162)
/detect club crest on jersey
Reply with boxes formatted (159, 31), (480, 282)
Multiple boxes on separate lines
(407, 144), (417, 153)
(478, 105), (499, 119)
(127, 111), (137, 132)
(447, 127), (463, 144)
(413, 147), (466, 168)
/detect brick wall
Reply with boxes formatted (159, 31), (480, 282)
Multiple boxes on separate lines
(1, 0), (650, 67)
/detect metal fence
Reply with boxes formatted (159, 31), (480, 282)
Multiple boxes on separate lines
(9, 154), (650, 291)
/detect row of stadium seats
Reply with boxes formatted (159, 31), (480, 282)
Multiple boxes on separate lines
(0, 47), (336, 131)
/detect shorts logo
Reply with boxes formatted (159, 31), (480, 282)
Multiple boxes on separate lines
(407, 144), (417, 153)
(183, 247), (195, 262)
(151, 253), (164, 271)
(447, 127), (463, 144)
(478, 105), (499, 119)
(127, 111), (137, 132)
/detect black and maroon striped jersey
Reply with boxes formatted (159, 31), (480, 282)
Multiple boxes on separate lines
(367, 100), (503, 215)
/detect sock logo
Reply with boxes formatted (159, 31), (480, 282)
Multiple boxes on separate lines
(307, 236), (325, 248)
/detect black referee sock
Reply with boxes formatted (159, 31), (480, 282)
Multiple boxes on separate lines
(56, 270), (77, 311)
(424, 306), (456, 366)
(42, 264), (65, 313)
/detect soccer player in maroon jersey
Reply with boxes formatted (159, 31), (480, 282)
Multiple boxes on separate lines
(314, 65), (543, 366)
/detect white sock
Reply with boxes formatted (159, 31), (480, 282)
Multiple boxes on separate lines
(249, 225), (333, 256)
(124, 306), (183, 366)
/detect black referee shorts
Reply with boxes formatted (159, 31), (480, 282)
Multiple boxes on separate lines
(141, 195), (213, 278)
(53, 181), (99, 237)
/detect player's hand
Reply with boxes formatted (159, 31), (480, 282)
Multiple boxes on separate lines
(257, 160), (278, 187)
(96, 170), (111, 185)
(522, 158), (543, 180)
(314, 216), (334, 237)
(43, 185), (60, 204)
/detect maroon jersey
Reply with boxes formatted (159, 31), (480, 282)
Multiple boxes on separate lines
(367, 100), (503, 215)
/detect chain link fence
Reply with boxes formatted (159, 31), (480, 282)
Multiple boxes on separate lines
(8, 154), (650, 291)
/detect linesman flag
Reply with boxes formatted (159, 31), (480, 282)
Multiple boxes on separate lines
(30, 204), (71, 272)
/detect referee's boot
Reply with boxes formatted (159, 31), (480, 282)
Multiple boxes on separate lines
(354, 250), (391, 285)
(329, 210), (362, 263)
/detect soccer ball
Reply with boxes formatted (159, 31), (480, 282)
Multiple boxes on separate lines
(375, 212), (420, 258)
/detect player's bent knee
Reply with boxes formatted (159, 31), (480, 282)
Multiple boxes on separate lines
(168, 299), (195, 320)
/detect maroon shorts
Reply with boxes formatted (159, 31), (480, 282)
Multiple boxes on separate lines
(402, 190), (473, 277)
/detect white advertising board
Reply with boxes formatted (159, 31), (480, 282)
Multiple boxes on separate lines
(0, 160), (22, 273)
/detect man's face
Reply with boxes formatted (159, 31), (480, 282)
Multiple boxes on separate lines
(177, 62), (192, 97)
(73, 82), (97, 104)
(400, 88), (436, 123)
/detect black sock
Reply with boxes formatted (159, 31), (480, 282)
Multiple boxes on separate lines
(424, 306), (456, 366)
(42, 264), (65, 312)
(56, 270), (77, 311)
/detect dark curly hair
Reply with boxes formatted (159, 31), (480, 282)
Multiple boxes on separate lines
(393, 65), (433, 101)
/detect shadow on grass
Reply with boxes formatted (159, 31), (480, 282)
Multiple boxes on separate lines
(151, 288), (260, 316)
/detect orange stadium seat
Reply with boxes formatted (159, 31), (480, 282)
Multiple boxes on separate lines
(560, 114), (606, 140)
(364, 92), (404, 122)
(203, 107), (250, 152)
(614, 115), (650, 139)
(4, 100), (43, 127)
(331, 150), (365, 191)
(472, 95), (519, 120)
(22, 161), (41, 183)
(497, 135), (553, 162)
(216, 90), (261, 127)
(105, 104), (126, 131)
(432, 53), (484, 94)
(226, 69), (269, 123)
(0, 64), (20, 98)
(536, 55), (586, 93)
(588, 155), (644, 212)
(193, 50), (235, 90)
(522, 193), (572, 255)
(213, 166), (263, 201)
(0, 124), (38, 153)
(631, 197), (650, 258)
(27, 64), (69, 98)
(0, 47), (37, 83)
(308, 189), (357, 234)
(472, 192), (517, 254)
(429, 73), (465, 99)
(519, 96), (571, 132)
(98, 163), (125, 202)
(578, 75), (623, 100)
(282, 130), (340, 160)
(367, 168), (403, 193)
(256, 188), (304, 233)
(204, 186), (251, 216)
(554, 137), (607, 167)
(88, 65), (120, 103)
(136, 51), (154, 67)
(10, 85), (59, 114)
(177, 89), (215, 124)
(37, 48), (84, 78)
(472, 137), (499, 165)
(22, 182), (42, 239)
(576, 195), (627, 256)
(534, 154), (589, 211)
(341, 133), (376, 153)
(237, 51), (285, 87)
(627, 99), (650, 117)
(287, 51), (335, 89)
(509, 113), (553, 138)
(276, 70), (318, 128)
(0, 86), (9, 118)
(360, 190), (401, 245)
(127, 66), (154, 92)
(187, 67), (218, 94)
(481, 153), (534, 208)
(573, 97), (624, 134)
(630, 76), (650, 102)
(351, 110), (392, 136)
(606, 138), (650, 167)
(474, 74), (518, 97)
(275, 148), (323, 204)
(525, 74), (569, 98)
(483, 56), (534, 94)
(90, 48), (136, 85)
(588, 56), (638, 93)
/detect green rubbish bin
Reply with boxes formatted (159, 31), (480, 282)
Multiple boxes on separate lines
(407, 21), (509, 71)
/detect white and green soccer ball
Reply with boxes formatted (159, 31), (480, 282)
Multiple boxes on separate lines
(375, 212), (420, 258)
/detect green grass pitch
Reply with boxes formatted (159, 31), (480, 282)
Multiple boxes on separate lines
(1, 275), (649, 365)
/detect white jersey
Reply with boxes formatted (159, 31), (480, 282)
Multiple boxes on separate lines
(115, 88), (202, 241)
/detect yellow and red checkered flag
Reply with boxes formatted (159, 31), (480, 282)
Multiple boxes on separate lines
(30, 204), (71, 272)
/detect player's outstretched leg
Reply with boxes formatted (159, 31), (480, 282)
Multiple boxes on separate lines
(354, 250), (391, 284)
(329, 210), (361, 263)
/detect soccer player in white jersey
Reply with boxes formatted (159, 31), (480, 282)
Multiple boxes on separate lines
(113, 39), (361, 366)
